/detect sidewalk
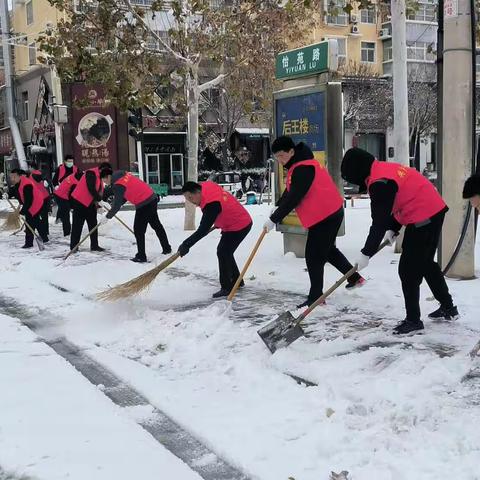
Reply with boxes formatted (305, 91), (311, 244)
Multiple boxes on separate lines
(0, 313), (201, 480)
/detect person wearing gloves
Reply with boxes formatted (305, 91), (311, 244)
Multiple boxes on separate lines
(179, 181), (252, 298)
(264, 136), (363, 309)
(70, 162), (112, 253)
(9, 169), (49, 248)
(341, 147), (457, 334)
(53, 154), (79, 187)
(99, 170), (171, 263)
(53, 169), (83, 237)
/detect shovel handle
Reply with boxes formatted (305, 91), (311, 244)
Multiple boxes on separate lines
(227, 229), (266, 301)
(295, 239), (391, 325)
(64, 224), (100, 260)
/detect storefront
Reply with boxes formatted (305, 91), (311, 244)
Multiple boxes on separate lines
(142, 132), (186, 193)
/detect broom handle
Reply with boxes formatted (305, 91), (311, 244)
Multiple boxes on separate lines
(7, 198), (40, 243)
(227, 229), (266, 301)
(295, 239), (391, 326)
(64, 224), (99, 260)
(102, 203), (135, 236)
(158, 252), (181, 271)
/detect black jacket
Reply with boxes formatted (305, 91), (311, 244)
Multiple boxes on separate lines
(270, 143), (316, 224)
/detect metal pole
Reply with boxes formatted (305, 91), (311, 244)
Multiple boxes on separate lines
(391, 0), (410, 166)
(50, 66), (64, 167)
(440, 0), (475, 278)
(0, 0), (27, 170)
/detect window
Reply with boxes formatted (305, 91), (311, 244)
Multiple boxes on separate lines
(28, 42), (36, 65)
(407, 3), (436, 22)
(327, 37), (347, 66)
(407, 41), (435, 61)
(326, 0), (348, 25)
(361, 41), (376, 63)
(383, 39), (393, 62)
(360, 8), (375, 24)
(22, 92), (29, 122)
(26, 0), (34, 25)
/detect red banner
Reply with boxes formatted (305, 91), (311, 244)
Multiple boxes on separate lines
(70, 84), (118, 170)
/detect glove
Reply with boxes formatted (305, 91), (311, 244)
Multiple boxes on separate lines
(354, 253), (370, 271)
(178, 243), (190, 257)
(97, 213), (110, 226)
(263, 218), (276, 232)
(99, 200), (110, 210)
(383, 230), (398, 246)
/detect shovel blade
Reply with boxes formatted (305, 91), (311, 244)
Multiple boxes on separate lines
(36, 238), (45, 251)
(257, 311), (305, 353)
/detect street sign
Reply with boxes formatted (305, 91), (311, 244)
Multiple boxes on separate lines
(275, 40), (338, 80)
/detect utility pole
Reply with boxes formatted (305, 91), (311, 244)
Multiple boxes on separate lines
(440, 0), (475, 278)
(50, 67), (64, 167)
(0, 0), (27, 170)
(391, 0), (410, 166)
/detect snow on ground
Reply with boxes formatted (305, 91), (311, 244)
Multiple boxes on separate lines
(0, 198), (479, 480)
(0, 313), (201, 480)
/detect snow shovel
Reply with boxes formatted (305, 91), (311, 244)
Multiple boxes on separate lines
(64, 224), (100, 260)
(7, 199), (44, 251)
(227, 229), (267, 301)
(258, 240), (390, 353)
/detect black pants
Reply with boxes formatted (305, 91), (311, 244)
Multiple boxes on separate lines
(217, 223), (252, 290)
(40, 198), (50, 236)
(399, 210), (453, 321)
(70, 201), (99, 250)
(133, 199), (171, 259)
(55, 196), (71, 236)
(24, 211), (47, 246)
(306, 208), (360, 303)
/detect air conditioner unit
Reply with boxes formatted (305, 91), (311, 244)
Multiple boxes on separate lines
(351, 25), (360, 34)
(45, 21), (54, 29)
(379, 28), (389, 37)
(350, 14), (358, 23)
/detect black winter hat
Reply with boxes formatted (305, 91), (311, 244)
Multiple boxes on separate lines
(341, 147), (375, 192)
(463, 174), (480, 199)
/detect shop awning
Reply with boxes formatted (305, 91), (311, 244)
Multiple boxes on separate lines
(235, 128), (270, 136)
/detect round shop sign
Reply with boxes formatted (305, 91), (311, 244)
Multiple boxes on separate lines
(76, 112), (113, 147)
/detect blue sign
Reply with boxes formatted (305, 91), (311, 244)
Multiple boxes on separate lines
(275, 91), (325, 154)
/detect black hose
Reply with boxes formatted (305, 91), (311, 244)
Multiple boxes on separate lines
(441, 0), (478, 275)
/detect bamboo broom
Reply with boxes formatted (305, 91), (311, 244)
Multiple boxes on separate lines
(96, 253), (180, 301)
(2, 206), (22, 231)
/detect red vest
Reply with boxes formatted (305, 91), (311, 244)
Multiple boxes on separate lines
(286, 159), (343, 228)
(115, 172), (154, 206)
(30, 169), (50, 201)
(18, 176), (43, 216)
(58, 164), (78, 184)
(200, 181), (251, 232)
(55, 173), (81, 201)
(71, 167), (103, 207)
(367, 160), (446, 225)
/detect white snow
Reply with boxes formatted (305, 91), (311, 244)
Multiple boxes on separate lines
(0, 198), (480, 480)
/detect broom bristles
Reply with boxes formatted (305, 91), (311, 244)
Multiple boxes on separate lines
(2, 211), (22, 231)
(96, 253), (179, 301)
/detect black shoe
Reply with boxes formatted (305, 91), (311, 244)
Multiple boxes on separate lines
(162, 247), (172, 255)
(393, 319), (424, 335)
(42, 237), (49, 243)
(131, 256), (147, 263)
(345, 276), (366, 290)
(90, 246), (105, 252)
(239, 280), (245, 288)
(64, 231), (71, 237)
(297, 300), (311, 309)
(21, 244), (34, 249)
(212, 289), (229, 298)
(428, 305), (459, 320)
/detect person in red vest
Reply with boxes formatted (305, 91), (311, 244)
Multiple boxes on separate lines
(179, 180), (252, 298)
(99, 170), (171, 262)
(341, 147), (458, 334)
(29, 163), (51, 237)
(70, 162), (112, 253)
(53, 169), (84, 237)
(264, 136), (362, 308)
(53, 155), (79, 187)
(9, 169), (49, 248)
(463, 174), (480, 210)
